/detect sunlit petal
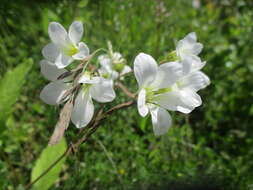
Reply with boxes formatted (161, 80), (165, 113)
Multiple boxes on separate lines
(137, 88), (149, 117)
(134, 53), (158, 87)
(48, 22), (68, 48)
(150, 106), (172, 136)
(151, 61), (183, 89)
(90, 78), (116, 102)
(42, 43), (60, 62)
(55, 53), (73, 69)
(179, 71), (210, 92)
(72, 42), (89, 60)
(40, 81), (69, 105)
(71, 89), (94, 128)
(39, 60), (67, 81)
(68, 21), (83, 44)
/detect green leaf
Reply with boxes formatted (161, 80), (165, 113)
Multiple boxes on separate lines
(0, 59), (33, 124)
(31, 138), (67, 190)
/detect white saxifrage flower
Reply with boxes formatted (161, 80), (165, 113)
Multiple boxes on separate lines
(42, 21), (89, 69)
(39, 61), (116, 128)
(134, 53), (210, 136)
(176, 32), (203, 65)
(98, 52), (131, 80)
(72, 73), (116, 128)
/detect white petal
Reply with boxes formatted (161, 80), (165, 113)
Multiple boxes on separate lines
(191, 56), (206, 71)
(48, 22), (68, 47)
(150, 106), (172, 136)
(134, 53), (158, 88)
(98, 55), (112, 68)
(154, 89), (201, 114)
(55, 53), (73, 68)
(181, 55), (205, 75)
(40, 81), (69, 105)
(154, 91), (183, 112)
(79, 76), (100, 84)
(184, 32), (197, 43)
(71, 90), (94, 128)
(42, 43), (60, 62)
(151, 61), (183, 89)
(156, 89), (201, 114)
(120, 65), (132, 75)
(192, 43), (203, 55)
(176, 32), (203, 59)
(68, 21), (83, 44)
(179, 71), (210, 92)
(137, 88), (149, 117)
(181, 57), (192, 74)
(39, 60), (67, 81)
(179, 88), (202, 112)
(72, 42), (89, 60)
(90, 78), (116, 103)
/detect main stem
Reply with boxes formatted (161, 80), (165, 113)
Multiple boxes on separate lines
(25, 100), (135, 189)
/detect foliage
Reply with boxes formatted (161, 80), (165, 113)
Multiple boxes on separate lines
(0, 60), (33, 124)
(0, 0), (253, 189)
(31, 138), (67, 190)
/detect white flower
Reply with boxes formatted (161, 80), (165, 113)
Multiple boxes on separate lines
(174, 32), (204, 72)
(98, 52), (131, 80)
(42, 21), (89, 69)
(134, 53), (210, 136)
(72, 73), (116, 128)
(40, 61), (116, 128)
(176, 32), (203, 60)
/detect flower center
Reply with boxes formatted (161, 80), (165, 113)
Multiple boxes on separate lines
(145, 88), (155, 102)
(82, 84), (92, 92)
(145, 84), (179, 102)
(65, 44), (79, 56)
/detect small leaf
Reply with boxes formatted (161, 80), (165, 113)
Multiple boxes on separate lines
(31, 138), (67, 190)
(0, 59), (33, 124)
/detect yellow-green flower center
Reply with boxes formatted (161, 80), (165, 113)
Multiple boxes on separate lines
(146, 86), (176, 102)
(65, 44), (79, 56)
(82, 84), (92, 92)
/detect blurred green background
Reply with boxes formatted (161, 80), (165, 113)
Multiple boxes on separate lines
(1, 0), (253, 189)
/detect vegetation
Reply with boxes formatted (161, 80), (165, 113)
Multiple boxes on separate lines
(0, 0), (253, 189)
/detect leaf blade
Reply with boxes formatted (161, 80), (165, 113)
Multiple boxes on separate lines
(31, 138), (67, 190)
(0, 60), (33, 123)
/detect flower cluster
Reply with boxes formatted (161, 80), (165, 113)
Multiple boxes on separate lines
(40, 21), (118, 129)
(134, 33), (210, 135)
(98, 42), (131, 80)
(39, 21), (210, 139)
